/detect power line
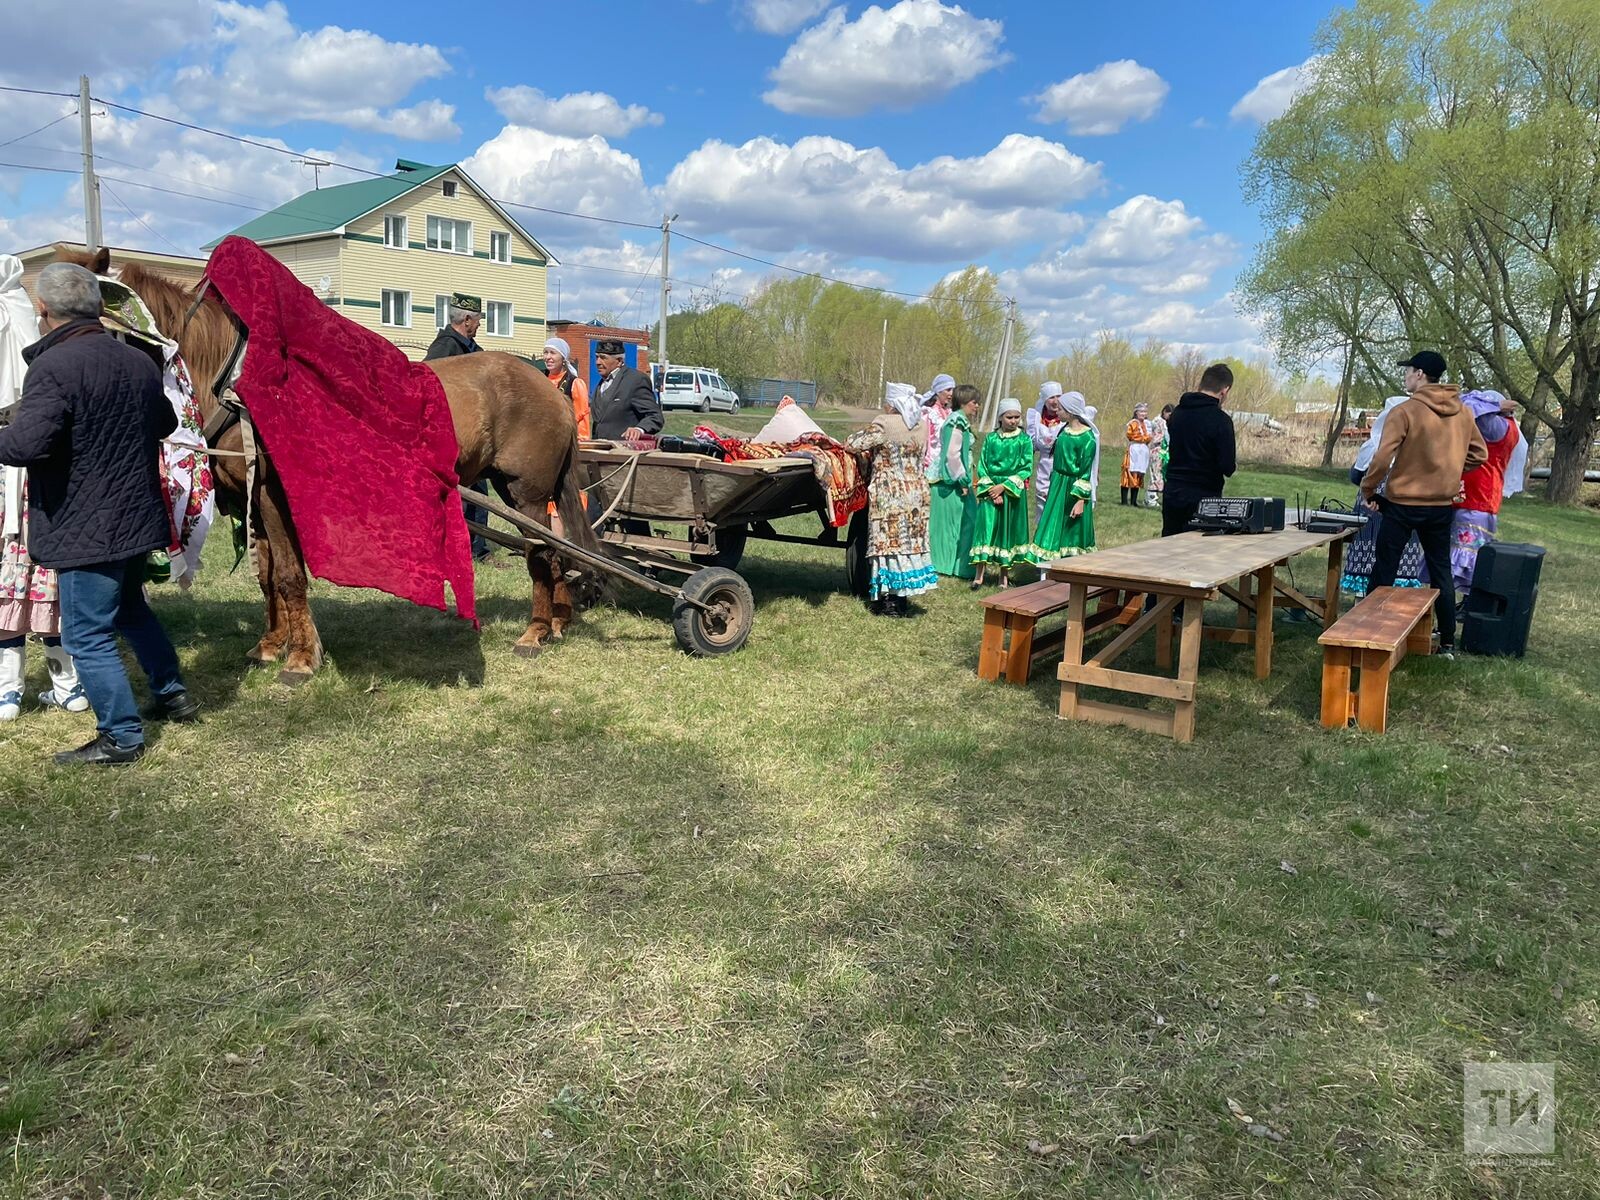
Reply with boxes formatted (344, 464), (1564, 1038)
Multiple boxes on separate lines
(619, 245), (663, 327)
(0, 110), (73, 148)
(0, 85), (76, 99)
(100, 178), (189, 256)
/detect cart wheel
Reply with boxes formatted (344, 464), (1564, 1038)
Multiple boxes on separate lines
(844, 508), (871, 598)
(690, 524), (748, 569)
(672, 568), (754, 657)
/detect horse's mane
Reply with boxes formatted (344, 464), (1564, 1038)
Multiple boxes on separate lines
(50, 244), (237, 417)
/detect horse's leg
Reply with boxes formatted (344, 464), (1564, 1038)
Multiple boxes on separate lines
(256, 472), (323, 683)
(245, 526), (288, 664)
(502, 479), (561, 657)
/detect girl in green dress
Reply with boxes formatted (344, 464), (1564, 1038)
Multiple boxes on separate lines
(929, 385), (978, 578)
(969, 398), (1034, 589)
(1026, 391), (1099, 562)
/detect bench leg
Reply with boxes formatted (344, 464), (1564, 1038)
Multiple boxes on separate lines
(1321, 647), (1354, 729)
(978, 609), (1006, 682)
(1357, 648), (1392, 733)
(1004, 614), (1035, 685)
(1406, 622), (1433, 657)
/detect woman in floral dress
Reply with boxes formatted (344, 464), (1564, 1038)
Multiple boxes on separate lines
(848, 383), (938, 616)
(0, 254), (88, 720)
(1144, 403), (1172, 508)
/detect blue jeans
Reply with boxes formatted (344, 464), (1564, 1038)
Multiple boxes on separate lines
(58, 558), (185, 748)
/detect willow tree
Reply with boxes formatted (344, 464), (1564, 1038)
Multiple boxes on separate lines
(1243, 0), (1600, 502)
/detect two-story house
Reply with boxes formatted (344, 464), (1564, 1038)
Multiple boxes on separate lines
(209, 160), (556, 360)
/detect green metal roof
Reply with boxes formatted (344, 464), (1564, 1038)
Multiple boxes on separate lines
(204, 161), (454, 248)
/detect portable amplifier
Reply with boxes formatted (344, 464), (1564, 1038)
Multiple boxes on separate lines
(1188, 496), (1286, 534)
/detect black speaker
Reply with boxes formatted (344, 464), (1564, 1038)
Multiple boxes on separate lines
(1461, 542), (1545, 657)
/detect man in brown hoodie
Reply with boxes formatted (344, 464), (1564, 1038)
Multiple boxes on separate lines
(1360, 350), (1488, 656)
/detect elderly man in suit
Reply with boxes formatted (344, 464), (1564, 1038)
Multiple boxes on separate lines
(590, 339), (663, 443)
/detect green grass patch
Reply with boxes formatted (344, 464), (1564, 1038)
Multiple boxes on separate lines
(1, 455), (1597, 1197)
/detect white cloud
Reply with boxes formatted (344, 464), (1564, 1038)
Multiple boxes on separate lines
(3, 0), (211, 89)
(486, 86), (664, 139)
(1031, 60), (1169, 136)
(665, 133), (1094, 262)
(174, 1), (458, 139)
(1001, 196), (1241, 356)
(1230, 55), (1326, 124)
(739, 0), (831, 34)
(763, 0), (1007, 117)
(462, 126), (652, 245)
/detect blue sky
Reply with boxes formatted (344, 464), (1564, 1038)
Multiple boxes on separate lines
(1, 0), (1340, 359)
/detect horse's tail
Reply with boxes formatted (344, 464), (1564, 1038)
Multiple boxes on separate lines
(553, 433), (608, 601)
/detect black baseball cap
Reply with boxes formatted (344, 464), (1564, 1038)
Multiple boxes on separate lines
(1396, 350), (1446, 378)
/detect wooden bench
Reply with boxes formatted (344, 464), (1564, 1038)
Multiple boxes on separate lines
(978, 581), (1135, 685)
(1318, 586), (1438, 733)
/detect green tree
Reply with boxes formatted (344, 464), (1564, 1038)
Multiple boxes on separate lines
(1244, 0), (1600, 502)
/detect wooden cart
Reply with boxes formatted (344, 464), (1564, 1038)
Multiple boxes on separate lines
(573, 440), (871, 593)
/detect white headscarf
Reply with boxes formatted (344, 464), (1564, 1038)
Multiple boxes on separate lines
(885, 381), (922, 429)
(1060, 391), (1101, 503)
(997, 397), (1022, 417)
(921, 372), (955, 404)
(542, 336), (571, 363)
(1, 256), (40, 538)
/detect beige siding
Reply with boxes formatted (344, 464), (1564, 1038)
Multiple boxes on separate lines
(262, 238), (342, 307)
(340, 169), (549, 360)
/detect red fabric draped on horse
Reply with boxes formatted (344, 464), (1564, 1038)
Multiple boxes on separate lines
(53, 239), (600, 681)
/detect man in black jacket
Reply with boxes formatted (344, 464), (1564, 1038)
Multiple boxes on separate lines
(0, 263), (195, 765)
(590, 339), (663, 442)
(424, 293), (494, 561)
(1162, 362), (1237, 536)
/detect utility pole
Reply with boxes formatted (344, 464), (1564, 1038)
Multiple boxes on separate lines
(877, 316), (888, 403)
(979, 298), (1019, 430)
(657, 213), (677, 373)
(79, 74), (102, 252)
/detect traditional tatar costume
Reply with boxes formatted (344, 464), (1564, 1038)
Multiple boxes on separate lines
(929, 400), (975, 578)
(969, 399), (1033, 572)
(848, 383), (938, 611)
(1027, 392), (1098, 561)
(1451, 390), (1526, 597)
(1028, 381), (1064, 521)
(1120, 403), (1153, 505)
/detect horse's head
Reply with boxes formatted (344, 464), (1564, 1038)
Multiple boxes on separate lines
(50, 243), (113, 277)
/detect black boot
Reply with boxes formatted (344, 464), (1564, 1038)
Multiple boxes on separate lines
(888, 595), (909, 618)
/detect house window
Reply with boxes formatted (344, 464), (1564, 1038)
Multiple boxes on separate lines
(426, 215), (472, 254)
(442, 180), (458, 198)
(435, 294), (451, 330)
(490, 231), (510, 263)
(383, 214), (407, 249)
(485, 301), (513, 337)
(381, 289), (411, 327)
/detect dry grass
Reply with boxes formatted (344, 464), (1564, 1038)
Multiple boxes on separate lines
(2, 439), (1598, 1198)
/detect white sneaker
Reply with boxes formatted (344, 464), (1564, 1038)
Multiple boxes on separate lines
(0, 644), (23, 720)
(41, 643), (92, 712)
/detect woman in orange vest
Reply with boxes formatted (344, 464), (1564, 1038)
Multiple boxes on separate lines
(542, 337), (590, 439)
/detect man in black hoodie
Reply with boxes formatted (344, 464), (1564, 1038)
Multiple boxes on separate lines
(1162, 362), (1237, 536)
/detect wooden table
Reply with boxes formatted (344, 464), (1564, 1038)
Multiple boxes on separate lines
(1044, 528), (1351, 742)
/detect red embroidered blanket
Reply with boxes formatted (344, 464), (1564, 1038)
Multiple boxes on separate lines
(693, 427), (868, 527)
(204, 237), (475, 624)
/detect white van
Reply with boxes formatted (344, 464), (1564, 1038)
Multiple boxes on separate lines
(655, 365), (741, 413)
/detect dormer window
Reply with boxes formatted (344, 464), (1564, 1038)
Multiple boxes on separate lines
(442, 180), (458, 198)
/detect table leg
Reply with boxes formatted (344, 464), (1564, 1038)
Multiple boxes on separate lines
(1323, 537), (1345, 629)
(1058, 583), (1088, 720)
(1254, 563), (1275, 680)
(1172, 596), (1205, 742)
(1236, 573), (1253, 628)
(1156, 598), (1175, 670)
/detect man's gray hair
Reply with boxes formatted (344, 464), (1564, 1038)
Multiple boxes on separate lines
(448, 304), (474, 326)
(36, 262), (103, 320)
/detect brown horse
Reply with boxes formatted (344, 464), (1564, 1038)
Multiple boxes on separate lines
(55, 245), (600, 682)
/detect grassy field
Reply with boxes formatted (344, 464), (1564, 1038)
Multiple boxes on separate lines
(3, 415), (1599, 1198)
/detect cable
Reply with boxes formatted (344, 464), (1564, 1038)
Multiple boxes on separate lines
(619, 245), (663, 327)
(0, 111), (73, 149)
(0, 86), (76, 99)
(100, 178), (190, 256)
